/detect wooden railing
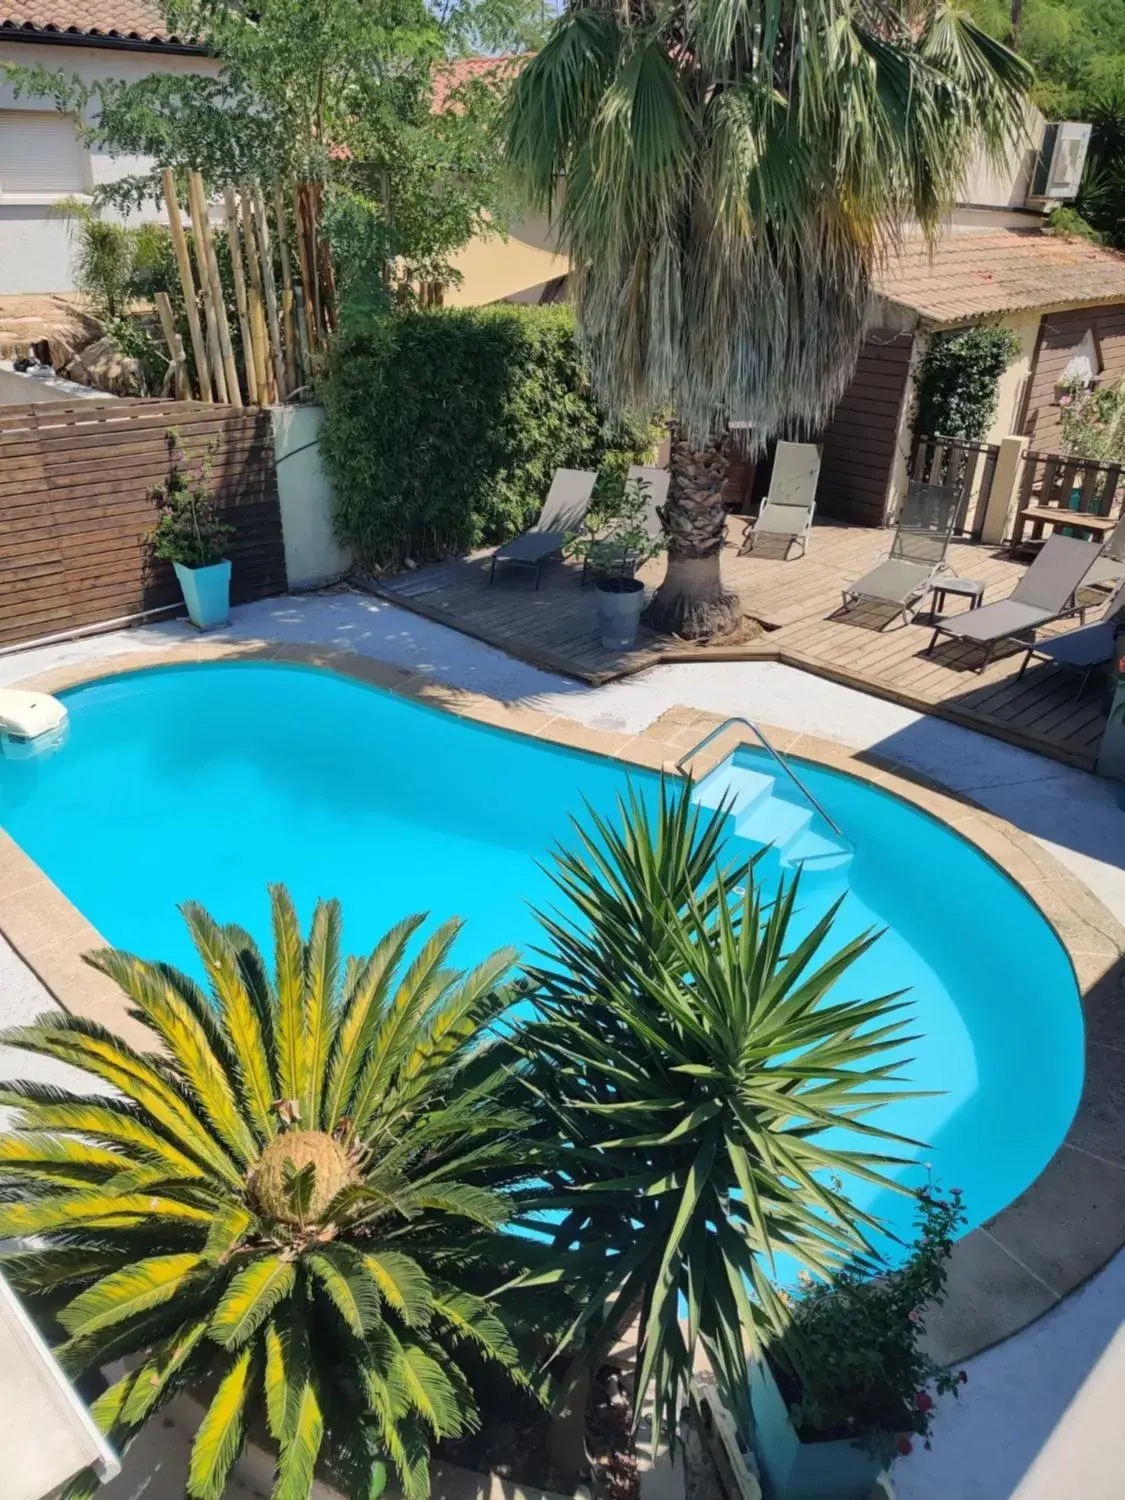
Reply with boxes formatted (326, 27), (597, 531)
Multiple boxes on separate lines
(1010, 450), (1124, 551)
(910, 435), (1000, 539)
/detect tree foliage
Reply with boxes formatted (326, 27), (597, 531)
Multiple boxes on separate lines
(914, 325), (1023, 441)
(0, 889), (536, 1500)
(2, 0), (523, 297)
(511, 783), (920, 1450)
(965, 0), (1125, 245)
(503, 0), (1032, 443)
(320, 304), (657, 570)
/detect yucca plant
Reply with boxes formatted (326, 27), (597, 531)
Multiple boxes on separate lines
(512, 782), (922, 1460)
(503, 0), (1033, 634)
(0, 887), (535, 1500)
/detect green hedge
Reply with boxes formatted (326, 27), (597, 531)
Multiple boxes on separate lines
(319, 305), (655, 571)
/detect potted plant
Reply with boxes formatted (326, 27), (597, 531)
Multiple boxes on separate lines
(570, 473), (666, 650)
(750, 1188), (969, 1500)
(149, 427), (234, 629)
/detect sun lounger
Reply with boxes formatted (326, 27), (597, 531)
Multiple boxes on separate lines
(1016, 575), (1125, 698)
(841, 481), (959, 625)
(927, 534), (1104, 671)
(581, 465), (670, 584)
(489, 468), (597, 587)
(738, 441), (821, 558)
(1080, 510), (1125, 590)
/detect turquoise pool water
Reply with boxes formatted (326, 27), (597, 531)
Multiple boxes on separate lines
(0, 662), (1084, 1250)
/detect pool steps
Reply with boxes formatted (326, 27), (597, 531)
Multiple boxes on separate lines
(690, 758), (853, 871)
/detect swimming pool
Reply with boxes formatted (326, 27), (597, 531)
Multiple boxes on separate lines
(0, 661), (1083, 1251)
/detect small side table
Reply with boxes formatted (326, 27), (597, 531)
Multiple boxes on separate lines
(930, 576), (985, 620)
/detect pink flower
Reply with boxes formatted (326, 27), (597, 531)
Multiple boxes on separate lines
(1060, 395), (1073, 407)
(915, 1392), (934, 1413)
(897, 1436), (913, 1457)
(959, 1370), (968, 1385)
(908, 1309), (922, 1324)
(951, 1187), (963, 1197)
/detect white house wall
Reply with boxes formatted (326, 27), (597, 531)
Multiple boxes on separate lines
(0, 40), (219, 294)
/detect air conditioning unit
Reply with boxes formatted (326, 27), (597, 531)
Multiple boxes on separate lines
(1029, 121), (1093, 202)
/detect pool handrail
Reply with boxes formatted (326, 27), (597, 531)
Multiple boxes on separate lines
(674, 716), (846, 840)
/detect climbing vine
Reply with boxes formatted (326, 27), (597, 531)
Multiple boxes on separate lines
(914, 325), (1023, 442)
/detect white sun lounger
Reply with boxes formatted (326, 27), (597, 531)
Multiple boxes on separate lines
(739, 441), (822, 559)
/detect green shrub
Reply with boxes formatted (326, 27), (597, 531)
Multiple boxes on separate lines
(319, 305), (656, 571)
(770, 1189), (969, 1462)
(914, 325), (1022, 442)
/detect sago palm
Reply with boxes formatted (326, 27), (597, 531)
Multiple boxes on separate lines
(0, 888), (533, 1500)
(513, 782), (921, 1454)
(504, 0), (1033, 635)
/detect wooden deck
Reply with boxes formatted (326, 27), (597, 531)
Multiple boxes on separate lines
(368, 520), (1115, 769)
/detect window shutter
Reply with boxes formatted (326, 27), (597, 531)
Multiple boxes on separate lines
(0, 110), (90, 195)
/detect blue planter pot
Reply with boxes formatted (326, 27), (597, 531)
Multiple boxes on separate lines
(174, 559), (232, 631)
(749, 1360), (885, 1500)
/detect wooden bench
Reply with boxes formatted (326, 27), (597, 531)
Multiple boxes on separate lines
(1011, 504), (1116, 552)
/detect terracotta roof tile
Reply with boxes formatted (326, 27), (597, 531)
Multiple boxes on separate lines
(431, 54), (524, 113)
(875, 229), (1125, 326)
(0, 0), (191, 45)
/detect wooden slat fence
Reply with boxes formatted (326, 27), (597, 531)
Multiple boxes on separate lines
(0, 398), (286, 648)
(910, 434), (1000, 538)
(1010, 449), (1124, 551)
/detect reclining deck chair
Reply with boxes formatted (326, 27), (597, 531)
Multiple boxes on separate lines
(738, 441), (822, 559)
(488, 468), (597, 588)
(840, 481), (959, 626)
(927, 534), (1104, 671)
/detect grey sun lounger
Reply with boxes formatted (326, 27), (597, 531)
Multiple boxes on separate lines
(1016, 575), (1125, 698)
(489, 468), (597, 587)
(738, 441), (822, 559)
(581, 465), (670, 584)
(841, 481), (959, 626)
(927, 534), (1105, 671)
(1080, 510), (1125, 590)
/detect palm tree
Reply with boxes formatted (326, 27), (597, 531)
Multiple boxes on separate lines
(504, 0), (1033, 636)
(0, 889), (533, 1500)
(511, 782), (921, 1466)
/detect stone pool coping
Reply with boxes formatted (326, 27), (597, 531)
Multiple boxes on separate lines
(1, 636), (1123, 1365)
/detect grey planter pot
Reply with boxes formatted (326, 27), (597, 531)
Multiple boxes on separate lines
(595, 576), (645, 650)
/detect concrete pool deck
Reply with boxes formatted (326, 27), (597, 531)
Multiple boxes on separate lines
(0, 588), (1123, 1499)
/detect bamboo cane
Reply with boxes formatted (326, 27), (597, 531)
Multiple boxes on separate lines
(235, 184), (272, 404)
(185, 173), (227, 403)
(251, 181), (286, 400)
(292, 179), (319, 358)
(293, 283), (312, 386)
(238, 185), (274, 403)
(154, 290), (190, 400)
(189, 170), (241, 407)
(273, 177), (299, 395)
(312, 179), (338, 334)
(161, 167), (210, 402)
(221, 185), (259, 406)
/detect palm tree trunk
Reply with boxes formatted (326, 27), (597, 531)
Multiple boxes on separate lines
(1010, 0), (1022, 47)
(643, 428), (742, 639)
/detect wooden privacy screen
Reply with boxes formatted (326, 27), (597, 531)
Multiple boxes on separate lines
(815, 331), (914, 526)
(0, 398), (287, 648)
